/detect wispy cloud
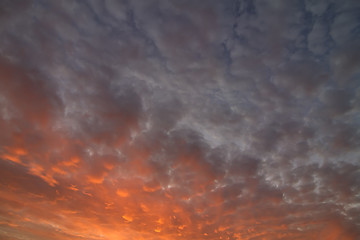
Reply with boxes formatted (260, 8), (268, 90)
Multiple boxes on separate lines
(0, 0), (359, 239)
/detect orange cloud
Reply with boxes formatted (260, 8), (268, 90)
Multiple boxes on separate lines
(0, 18), (359, 240)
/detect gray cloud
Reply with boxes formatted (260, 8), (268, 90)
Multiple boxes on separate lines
(0, 0), (360, 239)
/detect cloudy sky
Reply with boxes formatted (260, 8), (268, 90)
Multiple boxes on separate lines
(0, 0), (360, 239)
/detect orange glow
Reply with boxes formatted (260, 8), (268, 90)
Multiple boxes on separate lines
(0, 7), (359, 238)
(116, 189), (129, 197)
(122, 214), (134, 222)
(1, 153), (22, 164)
(62, 156), (80, 167)
(0, 134), (358, 240)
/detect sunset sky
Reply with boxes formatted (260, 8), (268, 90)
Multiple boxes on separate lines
(0, 0), (360, 239)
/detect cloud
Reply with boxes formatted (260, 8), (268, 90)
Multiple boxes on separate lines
(0, 0), (360, 239)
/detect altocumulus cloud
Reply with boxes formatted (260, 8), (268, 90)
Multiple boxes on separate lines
(0, 0), (359, 239)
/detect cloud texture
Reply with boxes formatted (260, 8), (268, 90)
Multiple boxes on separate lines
(0, 0), (360, 239)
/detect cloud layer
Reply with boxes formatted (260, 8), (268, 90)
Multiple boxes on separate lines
(0, 0), (360, 239)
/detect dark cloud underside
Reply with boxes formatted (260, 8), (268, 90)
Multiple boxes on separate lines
(0, 0), (359, 239)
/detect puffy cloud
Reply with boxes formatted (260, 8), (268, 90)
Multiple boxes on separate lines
(0, 0), (360, 239)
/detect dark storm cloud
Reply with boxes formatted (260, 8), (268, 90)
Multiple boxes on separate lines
(0, 0), (360, 239)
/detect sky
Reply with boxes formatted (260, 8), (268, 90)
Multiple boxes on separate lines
(0, 0), (359, 239)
